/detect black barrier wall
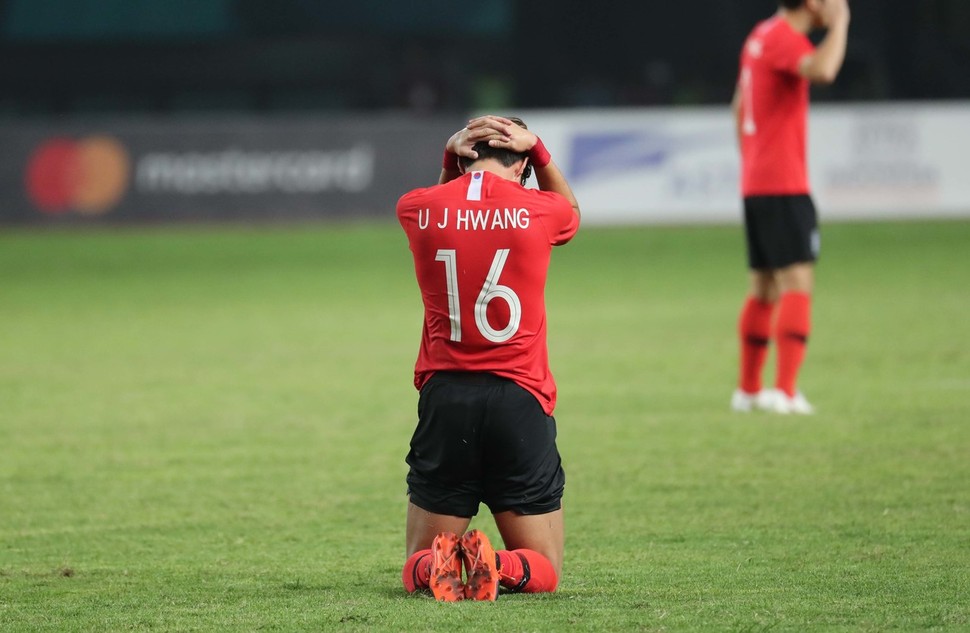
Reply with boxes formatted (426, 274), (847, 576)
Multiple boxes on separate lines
(0, 115), (456, 225)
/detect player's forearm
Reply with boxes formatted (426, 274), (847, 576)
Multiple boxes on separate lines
(535, 161), (581, 220)
(438, 167), (461, 185)
(438, 148), (463, 184)
(801, 19), (849, 85)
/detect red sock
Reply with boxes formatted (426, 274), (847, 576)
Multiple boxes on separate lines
(401, 549), (432, 593)
(497, 549), (558, 593)
(774, 292), (811, 397)
(738, 296), (775, 393)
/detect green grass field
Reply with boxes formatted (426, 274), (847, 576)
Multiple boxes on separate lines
(1, 219), (968, 631)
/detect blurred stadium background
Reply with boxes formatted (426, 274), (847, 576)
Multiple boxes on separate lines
(3, 0), (970, 114)
(2, 0), (970, 226)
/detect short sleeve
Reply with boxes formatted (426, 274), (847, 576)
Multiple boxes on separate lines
(534, 190), (579, 246)
(396, 187), (428, 231)
(766, 27), (815, 76)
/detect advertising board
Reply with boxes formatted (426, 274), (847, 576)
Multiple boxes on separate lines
(0, 115), (453, 225)
(522, 103), (970, 224)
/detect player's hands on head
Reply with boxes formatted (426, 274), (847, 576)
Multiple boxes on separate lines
(446, 115), (539, 159)
(446, 115), (519, 160)
(471, 115), (538, 154)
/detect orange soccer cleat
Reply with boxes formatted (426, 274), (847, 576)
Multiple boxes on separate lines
(429, 532), (464, 602)
(460, 529), (500, 601)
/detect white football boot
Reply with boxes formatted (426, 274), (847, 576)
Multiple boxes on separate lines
(764, 389), (815, 415)
(731, 389), (770, 412)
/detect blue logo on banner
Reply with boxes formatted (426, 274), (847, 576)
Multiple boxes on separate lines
(567, 129), (728, 183)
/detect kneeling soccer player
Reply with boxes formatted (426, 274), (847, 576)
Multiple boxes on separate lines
(396, 115), (581, 600)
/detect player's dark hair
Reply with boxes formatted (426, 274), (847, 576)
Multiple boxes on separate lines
(458, 116), (533, 185)
(779, 0), (805, 8)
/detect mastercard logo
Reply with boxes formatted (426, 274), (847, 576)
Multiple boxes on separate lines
(25, 136), (130, 215)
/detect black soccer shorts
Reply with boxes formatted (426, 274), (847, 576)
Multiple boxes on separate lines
(743, 194), (820, 270)
(405, 371), (565, 518)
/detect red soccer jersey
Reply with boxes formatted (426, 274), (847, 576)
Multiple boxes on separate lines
(397, 170), (579, 415)
(738, 16), (816, 196)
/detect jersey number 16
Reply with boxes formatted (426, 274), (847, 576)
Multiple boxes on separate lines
(435, 248), (522, 344)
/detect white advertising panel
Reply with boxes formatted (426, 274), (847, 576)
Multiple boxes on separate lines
(522, 103), (970, 225)
(810, 104), (970, 221)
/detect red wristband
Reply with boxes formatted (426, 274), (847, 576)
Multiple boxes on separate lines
(529, 137), (552, 168)
(442, 150), (460, 171)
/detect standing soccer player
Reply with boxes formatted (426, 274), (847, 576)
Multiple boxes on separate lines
(397, 115), (580, 601)
(731, 0), (851, 414)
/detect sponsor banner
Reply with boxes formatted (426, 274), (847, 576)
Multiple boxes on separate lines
(521, 103), (970, 224)
(520, 108), (738, 224)
(5, 105), (969, 226)
(810, 104), (967, 220)
(0, 115), (453, 224)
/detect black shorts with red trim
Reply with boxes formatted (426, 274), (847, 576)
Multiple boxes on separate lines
(405, 371), (565, 518)
(743, 194), (820, 270)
